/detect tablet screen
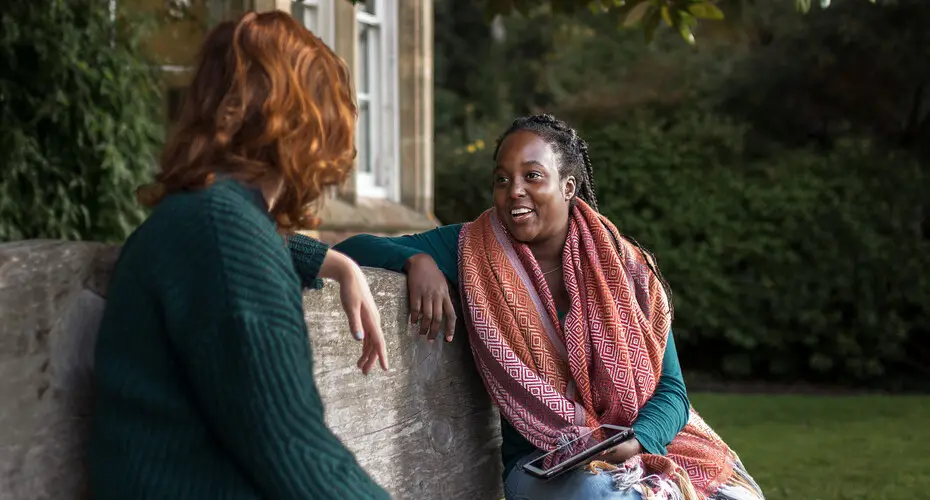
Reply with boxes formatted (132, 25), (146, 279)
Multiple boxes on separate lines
(525, 425), (631, 474)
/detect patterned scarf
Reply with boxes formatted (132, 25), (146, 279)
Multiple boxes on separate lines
(457, 201), (748, 499)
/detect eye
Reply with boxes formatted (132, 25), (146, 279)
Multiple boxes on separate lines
(494, 175), (509, 184)
(526, 171), (542, 180)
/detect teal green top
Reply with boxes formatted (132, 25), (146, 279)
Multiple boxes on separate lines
(90, 179), (389, 500)
(333, 225), (690, 479)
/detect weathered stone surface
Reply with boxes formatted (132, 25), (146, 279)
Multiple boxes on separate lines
(303, 275), (502, 500)
(0, 241), (502, 500)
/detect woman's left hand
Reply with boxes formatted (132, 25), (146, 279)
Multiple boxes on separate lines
(599, 438), (644, 464)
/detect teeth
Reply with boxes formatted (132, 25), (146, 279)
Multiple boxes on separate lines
(511, 208), (532, 216)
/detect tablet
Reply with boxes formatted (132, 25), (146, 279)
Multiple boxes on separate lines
(521, 424), (634, 481)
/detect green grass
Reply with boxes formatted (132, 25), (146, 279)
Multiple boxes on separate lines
(691, 393), (930, 500)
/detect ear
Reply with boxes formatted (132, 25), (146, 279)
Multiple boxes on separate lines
(562, 176), (577, 201)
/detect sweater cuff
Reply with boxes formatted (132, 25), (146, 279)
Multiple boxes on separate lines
(287, 234), (329, 290)
(632, 423), (667, 456)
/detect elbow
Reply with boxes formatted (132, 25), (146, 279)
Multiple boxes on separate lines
(332, 235), (372, 260)
(680, 396), (691, 429)
(331, 235), (358, 253)
(676, 389), (691, 431)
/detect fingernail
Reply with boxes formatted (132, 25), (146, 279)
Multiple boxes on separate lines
(353, 331), (364, 341)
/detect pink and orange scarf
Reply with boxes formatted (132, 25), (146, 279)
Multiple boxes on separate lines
(458, 201), (758, 499)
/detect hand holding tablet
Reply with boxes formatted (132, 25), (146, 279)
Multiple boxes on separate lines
(521, 424), (636, 481)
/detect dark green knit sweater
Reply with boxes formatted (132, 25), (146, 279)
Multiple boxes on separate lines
(89, 179), (389, 500)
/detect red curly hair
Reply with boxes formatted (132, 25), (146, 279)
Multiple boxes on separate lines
(138, 10), (356, 231)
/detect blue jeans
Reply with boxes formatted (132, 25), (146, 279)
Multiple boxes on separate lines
(504, 451), (645, 500)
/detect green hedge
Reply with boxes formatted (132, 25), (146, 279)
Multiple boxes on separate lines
(0, 1), (162, 242)
(435, 109), (930, 384)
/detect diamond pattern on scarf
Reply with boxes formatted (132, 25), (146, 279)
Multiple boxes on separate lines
(459, 201), (737, 498)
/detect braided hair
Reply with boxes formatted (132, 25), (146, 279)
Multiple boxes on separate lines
(492, 114), (599, 211)
(493, 114), (674, 319)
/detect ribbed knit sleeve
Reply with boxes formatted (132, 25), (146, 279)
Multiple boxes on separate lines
(196, 311), (387, 499)
(631, 331), (690, 456)
(287, 233), (329, 290)
(159, 189), (389, 500)
(334, 224), (463, 285)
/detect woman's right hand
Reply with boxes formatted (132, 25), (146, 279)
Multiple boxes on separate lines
(319, 249), (389, 375)
(404, 253), (456, 343)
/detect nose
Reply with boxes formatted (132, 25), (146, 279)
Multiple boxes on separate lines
(508, 179), (526, 199)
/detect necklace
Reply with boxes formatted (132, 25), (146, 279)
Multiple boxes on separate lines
(541, 264), (563, 276)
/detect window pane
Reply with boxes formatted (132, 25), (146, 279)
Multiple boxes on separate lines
(290, 1), (302, 22)
(357, 101), (371, 174)
(305, 7), (319, 32)
(292, 2), (319, 32)
(358, 0), (376, 15)
(357, 25), (369, 94)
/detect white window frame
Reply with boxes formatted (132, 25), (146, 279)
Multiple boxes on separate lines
(291, 0), (335, 47)
(355, 0), (399, 200)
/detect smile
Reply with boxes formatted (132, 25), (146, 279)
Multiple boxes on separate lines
(510, 207), (534, 222)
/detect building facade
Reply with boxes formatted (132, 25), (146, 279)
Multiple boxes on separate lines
(140, 0), (436, 243)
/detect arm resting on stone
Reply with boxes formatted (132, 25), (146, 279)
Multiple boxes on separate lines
(332, 224), (463, 285)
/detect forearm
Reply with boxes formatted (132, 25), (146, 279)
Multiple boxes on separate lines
(318, 248), (360, 281)
(334, 225), (462, 284)
(632, 383), (689, 455)
(334, 234), (424, 273)
(631, 331), (690, 455)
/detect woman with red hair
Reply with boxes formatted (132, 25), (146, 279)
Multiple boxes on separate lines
(89, 11), (389, 499)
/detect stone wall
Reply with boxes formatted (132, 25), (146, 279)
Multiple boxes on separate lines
(0, 241), (502, 500)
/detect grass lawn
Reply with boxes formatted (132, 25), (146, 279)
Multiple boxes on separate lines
(690, 393), (930, 500)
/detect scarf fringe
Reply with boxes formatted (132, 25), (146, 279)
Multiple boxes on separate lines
(588, 458), (689, 500)
(709, 459), (765, 500)
(669, 467), (704, 500)
(589, 457), (764, 500)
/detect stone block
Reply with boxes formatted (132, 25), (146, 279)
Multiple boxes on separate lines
(0, 241), (502, 500)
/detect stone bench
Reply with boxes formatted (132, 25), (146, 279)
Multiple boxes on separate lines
(0, 241), (503, 500)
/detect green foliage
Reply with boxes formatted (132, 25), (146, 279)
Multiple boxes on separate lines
(433, 115), (498, 224)
(719, 0), (930, 160)
(578, 110), (929, 382)
(484, 0), (884, 45)
(434, 0), (930, 385)
(0, 1), (163, 242)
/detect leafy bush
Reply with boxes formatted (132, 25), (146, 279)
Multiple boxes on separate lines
(433, 108), (502, 224)
(581, 110), (930, 383)
(0, 0), (163, 242)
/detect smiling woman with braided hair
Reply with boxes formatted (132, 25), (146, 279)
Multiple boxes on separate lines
(335, 114), (764, 500)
